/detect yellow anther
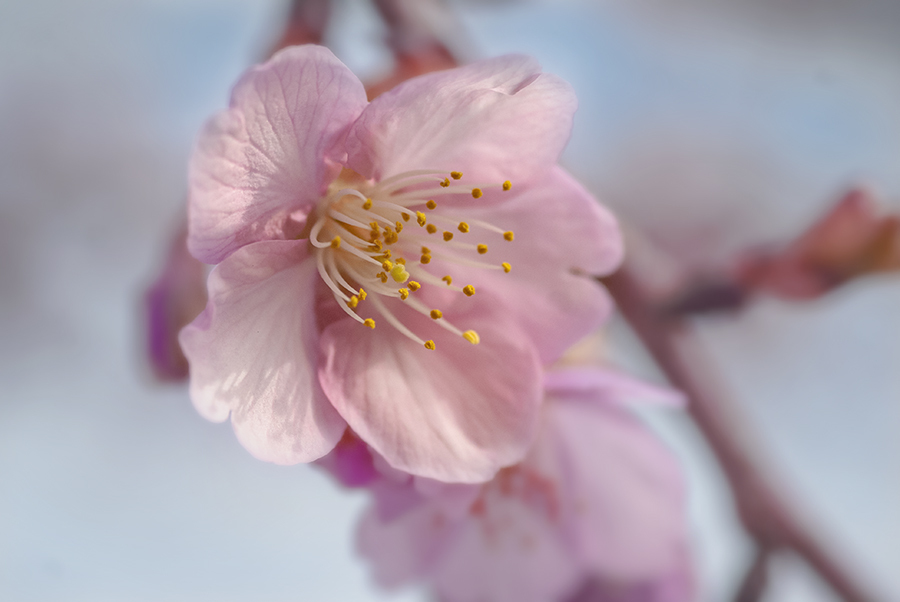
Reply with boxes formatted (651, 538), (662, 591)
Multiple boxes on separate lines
(409, 281), (421, 291)
(372, 239), (383, 251)
(421, 246), (431, 254)
(463, 285), (475, 296)
(458, 222), (470, 233)
(346, 295), (359, 308)
(396, 257), (406, 265)
(430, 309), (443, 320)
(424, 340), (436, 350)
(443, 231), (454, 242)
(330, 236), (341, 248)
(440, 178), (450, 187)
(382, 260), (393, 271)
(462, 330), (480, 345)
(442, 275), (453, 285)
(471, 188), (483, 199)
(401, 212), (410, 222)
(395, 221), (403, 232)
(370, 221), (380, 233)
(416, 211), (427, 227)
(362, 198), (372, 210)
(501, 262), (511, 273)
(426, 200), (437, 210)
(378, 272), (388, 283)
(398, 288), (409, 300)
(426, 224), (437, 234)
(359, 288), (368, 300)
(390, 264), (409, 283)
(363, 318), (376, 329)
(502, 180), (512, 191)
(381, 226), (397, 244)
(420, 254), (432, 264)
(381, 250), (392, 259)
(477, 244), (488, 254)
(450, 171), (463, 180)
(503, 231), (514, 241)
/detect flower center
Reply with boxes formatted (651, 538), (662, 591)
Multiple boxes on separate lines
(308, 169), (515, 350)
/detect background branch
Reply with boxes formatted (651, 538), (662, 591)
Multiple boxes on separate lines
(602, 265), (875, 602)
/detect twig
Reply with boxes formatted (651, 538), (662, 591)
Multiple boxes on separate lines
(366, 0), (459, 99)
(270, 0), (330, 52)
(734, 546), (770, 602)
(602, 267), (875, 601)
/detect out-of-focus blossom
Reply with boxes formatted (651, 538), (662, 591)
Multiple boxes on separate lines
(145, 221), (207, 381)
(179, 45), (622, 482)
(354, 369), (691, 602)
(661, 187), (900, 316)
(737, 187), (900, 299)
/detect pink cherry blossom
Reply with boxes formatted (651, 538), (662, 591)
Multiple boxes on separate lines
(355, 369), (692, 602)
(179, 45), (622, 483)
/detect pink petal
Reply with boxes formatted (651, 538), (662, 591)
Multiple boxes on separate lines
(345, 55), (576, 184)
(365, 464), (488, 523)
(430, 501), (583, 602)
(318, 299), (543, 483)
(179, 239), (346, 464)
(188, 45), (367, 264)
(357, 497), (462, 589)
(359, 478), (583, 602)
(444, 167), (622, 363)
(544, 367), (686, 407)
(314, 430), (378, 488)
(413, 478), (482, 518)
(547, 394), (687, 580)
(421, 431), (587, 602)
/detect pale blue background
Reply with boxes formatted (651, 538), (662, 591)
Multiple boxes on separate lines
(1, 1), (898, 600)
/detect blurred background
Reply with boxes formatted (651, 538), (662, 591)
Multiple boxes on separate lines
(1, 0), (898, 600)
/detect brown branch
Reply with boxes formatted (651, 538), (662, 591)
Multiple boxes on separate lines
(268, 0), (330, 54)
(734, 546), (770, 602)
(602, 266), (875, 601)
(366, 0), (458, 99)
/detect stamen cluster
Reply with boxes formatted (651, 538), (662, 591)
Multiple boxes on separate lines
(308, 170), (515, 350)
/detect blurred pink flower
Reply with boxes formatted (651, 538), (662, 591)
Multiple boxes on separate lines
(179, 46), (622, 482)
(737, 187), (900, 299)
(145, 219), (207, 381)
(355, 369), (692, 602)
